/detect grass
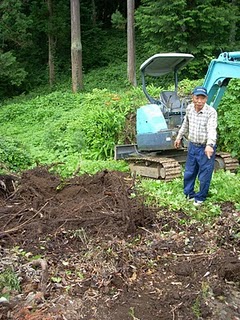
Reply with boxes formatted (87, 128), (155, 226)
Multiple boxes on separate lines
(135, 169), (240, 222)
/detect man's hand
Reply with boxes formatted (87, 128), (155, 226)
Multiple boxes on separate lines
(205, 145), (214, 159)
(174, 139), (182, 149)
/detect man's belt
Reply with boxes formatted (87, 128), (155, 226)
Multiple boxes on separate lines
(190, 141), (206, 146)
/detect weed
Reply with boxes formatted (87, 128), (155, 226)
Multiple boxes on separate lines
(51, 276), (62, 283)
(191, 297), (201, 318)
(11, 246), (37, 260)
(146, 259), (157, 268)
(76, 271), (84, 279)
(201, 281), (212, 299)
(0, 268), (21, 298)
(129, 307), (140, 320)
(69, 228), (88, 244)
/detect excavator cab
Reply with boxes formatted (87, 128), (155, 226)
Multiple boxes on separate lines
(137, 53), (194, 152)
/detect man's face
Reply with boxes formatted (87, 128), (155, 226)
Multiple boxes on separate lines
(192, 94), (207, 110)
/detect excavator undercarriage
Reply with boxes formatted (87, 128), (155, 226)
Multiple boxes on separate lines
(125, 152), (239, 181)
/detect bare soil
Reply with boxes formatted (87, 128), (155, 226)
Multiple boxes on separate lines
(0, 167), (240, 320)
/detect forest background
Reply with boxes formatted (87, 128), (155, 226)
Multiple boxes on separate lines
(1, 0), (240, 98)
(0, 0), (240, 178)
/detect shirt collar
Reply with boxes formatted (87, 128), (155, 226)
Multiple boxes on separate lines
(191, 103), (207, 114)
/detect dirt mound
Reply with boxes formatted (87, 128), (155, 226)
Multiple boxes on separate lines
(0, 167), (154, 247)
(0, 167), (240, 320)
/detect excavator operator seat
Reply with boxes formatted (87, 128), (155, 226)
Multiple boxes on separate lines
(160, 91), (181, 112)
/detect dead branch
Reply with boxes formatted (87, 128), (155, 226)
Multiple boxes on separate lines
(71, 195), (109, 213)
(1, 202), (49, 234)
(2, 206), (28, 229)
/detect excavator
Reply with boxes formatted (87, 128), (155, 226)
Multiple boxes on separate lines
(115, 51), (240, 181)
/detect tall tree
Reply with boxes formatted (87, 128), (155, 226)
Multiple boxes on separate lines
(70, 0), (83, 92)
(47, 0), (55, 87)
(229, 0), (238, 47)
(127, 0), (137, 86)
(91, 0), (97, 25)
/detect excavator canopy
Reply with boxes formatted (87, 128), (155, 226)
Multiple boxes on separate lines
(140, 53), (194, 77)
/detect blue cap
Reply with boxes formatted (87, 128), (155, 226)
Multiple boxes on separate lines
(192, 86), (208, 96)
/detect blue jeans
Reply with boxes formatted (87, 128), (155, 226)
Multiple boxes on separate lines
(184, 142), (216, 201)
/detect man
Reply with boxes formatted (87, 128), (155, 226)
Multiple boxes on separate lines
(174, 86), (217, 206)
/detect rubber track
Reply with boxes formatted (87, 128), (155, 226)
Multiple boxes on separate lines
(215, 152), (239, 171)
(126, 156), (182, 181)
(126, 152), (238, 181)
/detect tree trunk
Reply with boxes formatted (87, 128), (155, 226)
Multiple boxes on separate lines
(47, 0), (55, 87)
(70, 0), (83, 92)
(91, 0), (97, 26)
(127, 0), (137, 86)
(229, 0), (237, 46)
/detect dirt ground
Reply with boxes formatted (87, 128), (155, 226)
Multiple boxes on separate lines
(0, 166), (240, 320)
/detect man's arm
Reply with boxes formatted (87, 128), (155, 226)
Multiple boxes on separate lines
(206, 108), (217, 146)
(205, 108), (217, 159)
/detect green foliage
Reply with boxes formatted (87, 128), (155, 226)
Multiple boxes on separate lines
(0, 51), (27, 86)
(0, 87), (143, 175)
(192, 297), (201, 318)
(135, 0), (188, 53)
(83, 62), (132, 92)
(178, 78), (203, 97)
(111, 10), (126, 30)
(137, 176), (186, 210)
(136, 169), (240, 222)
(0, 50), (28, 98)
(0, 268), (21, 298)
(217, 79), (240, 158)
(0, 0), (33, 46)
(135, 0), (240, 78)
(0, 137), (32, 171)
(0, 0), (240, 99)
(209, 170), (240, 203)
(0, 0), (35, 97)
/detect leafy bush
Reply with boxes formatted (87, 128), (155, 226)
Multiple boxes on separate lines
(217, 79), (240, 159)
(0, 87), (145, 173)
(0, 137), (32, 171)
(0, 51), (28, 99)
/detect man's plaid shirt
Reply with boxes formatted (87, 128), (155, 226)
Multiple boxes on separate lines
(176, 103), (217, 145)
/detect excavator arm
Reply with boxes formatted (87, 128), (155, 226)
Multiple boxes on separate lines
(203, 52), (240, 109)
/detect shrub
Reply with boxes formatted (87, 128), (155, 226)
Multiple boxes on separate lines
(0, 137), (32, 171)
(217, 79), (240, 159)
